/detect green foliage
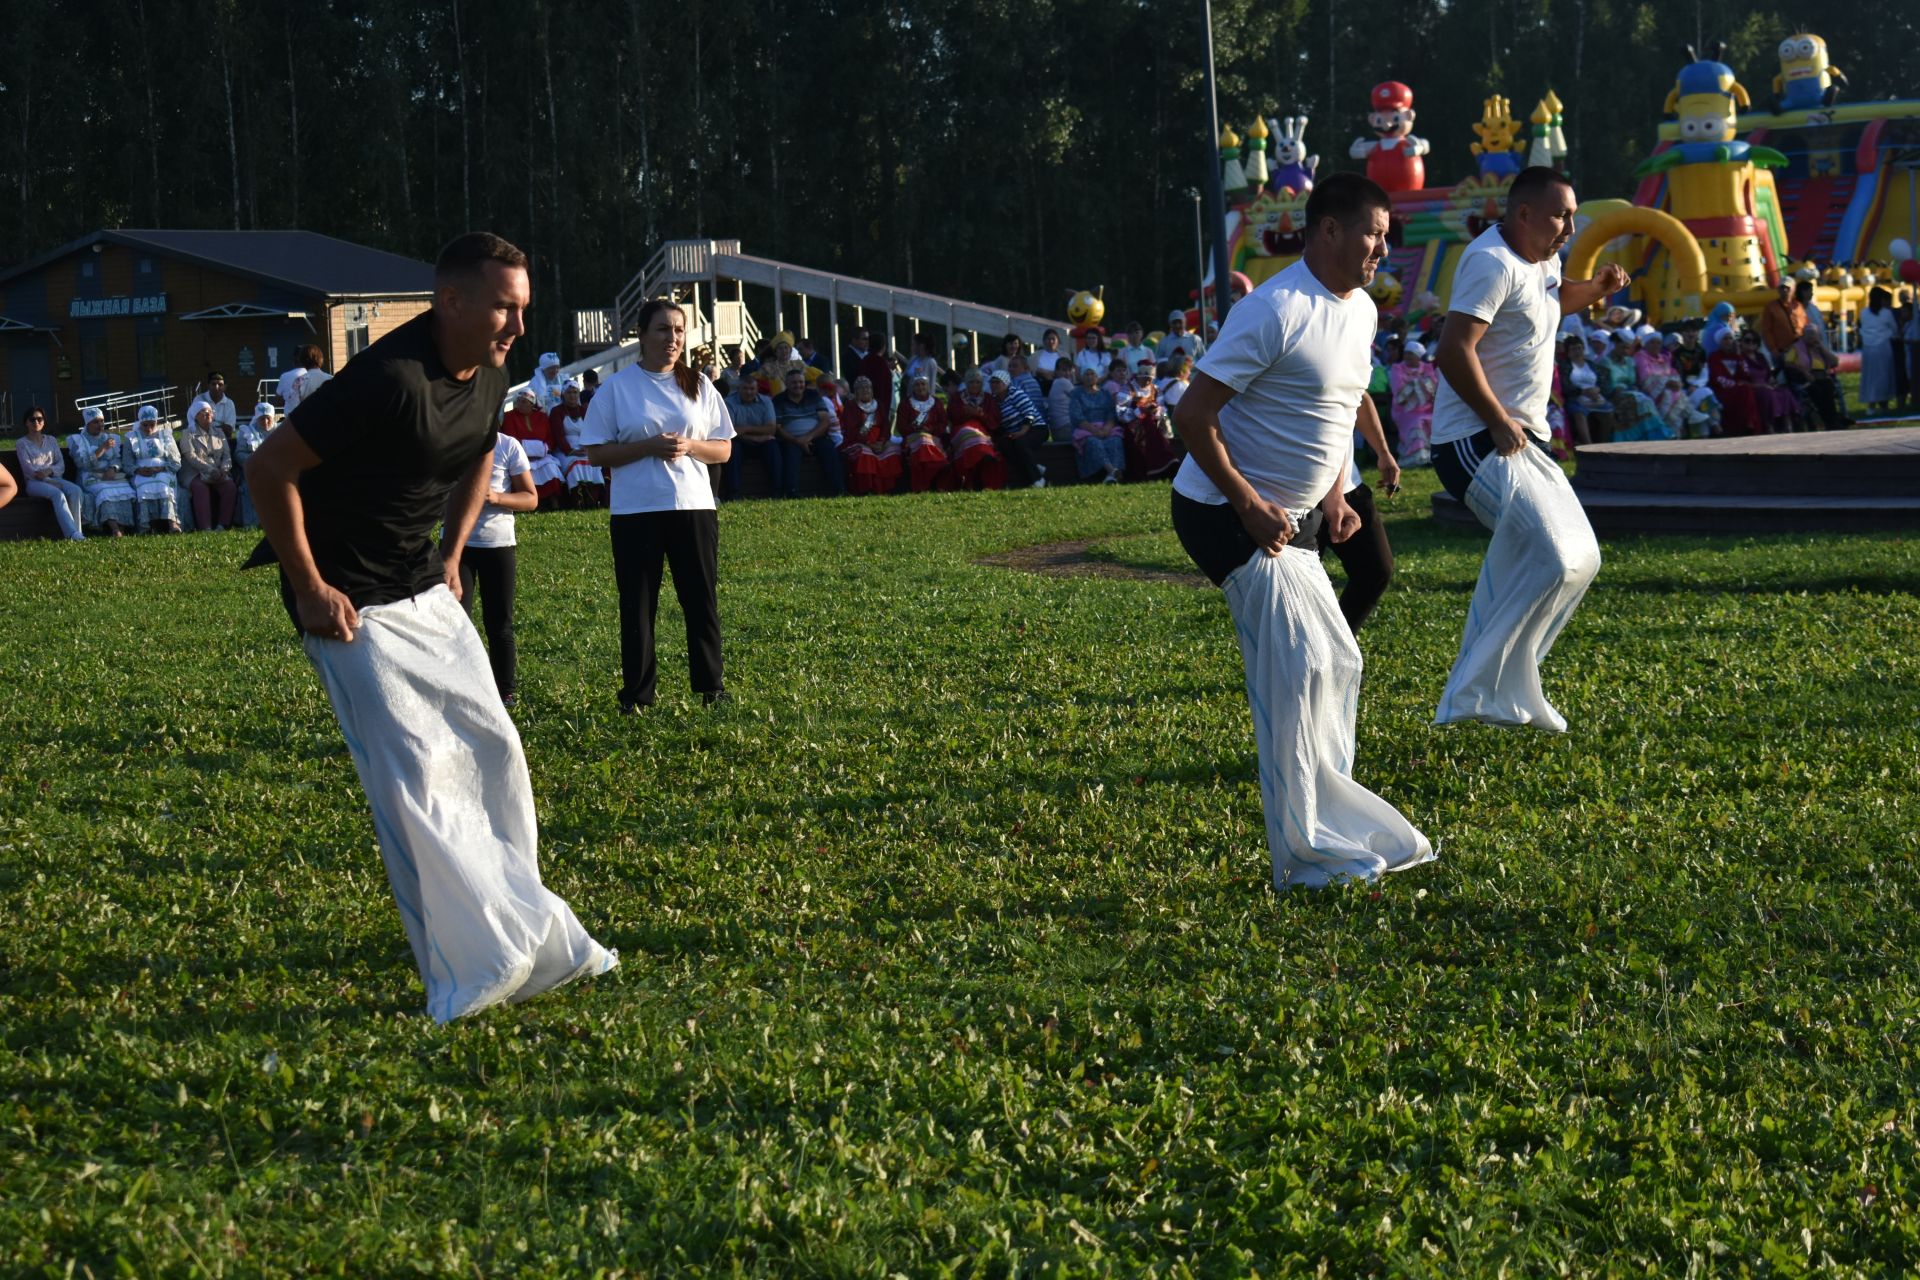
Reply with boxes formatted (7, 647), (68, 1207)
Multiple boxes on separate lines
(2, 473), (1919, 1274)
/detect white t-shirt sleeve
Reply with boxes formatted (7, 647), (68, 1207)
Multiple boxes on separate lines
(700, 381), (737, 441)
(1446, 245), (1513, 324)
(578, 384), (615, 448)
(1194, 302), (1285, 394)
(500, 434), (531, 477)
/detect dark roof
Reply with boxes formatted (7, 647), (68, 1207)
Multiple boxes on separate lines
(0, 229), (435, 298)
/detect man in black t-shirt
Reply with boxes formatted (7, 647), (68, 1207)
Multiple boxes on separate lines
(246, 232), (616, 1023)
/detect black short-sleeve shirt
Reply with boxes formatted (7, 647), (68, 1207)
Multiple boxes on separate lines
(278, 311), (502, 618)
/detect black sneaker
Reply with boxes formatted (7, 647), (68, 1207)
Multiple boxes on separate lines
(619, 699), (650, 716)
(702, 690), (732, 708)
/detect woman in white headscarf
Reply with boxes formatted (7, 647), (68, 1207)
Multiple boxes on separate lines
(124, 404), (182, 532)
(529, 352), (566, 411)
(234, 402), (278, 527)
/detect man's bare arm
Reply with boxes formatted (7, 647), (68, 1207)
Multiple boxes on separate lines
(246, 424), (360, 641)
(1434, 314), (1531, 456)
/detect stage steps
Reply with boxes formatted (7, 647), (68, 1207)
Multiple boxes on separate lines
(1431, 427), (1920, 535)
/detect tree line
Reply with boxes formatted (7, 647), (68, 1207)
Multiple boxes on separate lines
(1, 0), (1912, 372)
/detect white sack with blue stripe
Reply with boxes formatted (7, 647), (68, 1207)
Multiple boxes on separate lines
(1436, 444), (1601, 733)
(303, 585), (617, 1022)
(1224, 544), (1434, 889)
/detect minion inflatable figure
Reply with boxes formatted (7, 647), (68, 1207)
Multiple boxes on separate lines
(1771, 33), (1848, 114)
(1641, 45), (1785, 172)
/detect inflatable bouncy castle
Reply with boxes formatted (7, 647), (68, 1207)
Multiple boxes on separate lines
(1205, 29), (1919, 332)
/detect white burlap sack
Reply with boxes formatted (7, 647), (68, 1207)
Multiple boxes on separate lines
(1436, 444), (1601, 733)
(304, 585), (617, 1022)
(1224, 544), (1435, 889)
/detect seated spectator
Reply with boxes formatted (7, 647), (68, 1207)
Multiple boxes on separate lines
(551, 380), (606, 506)
(1781, 324), (1846, 429)
(816, 375), (846, 421)
(501, 389), (566, 509)
(945, 369), (1006, 490)
(66, 407), (136, 536)
(124, 405), (182, 532)
(1118, 356), (1179, 481)
(200, 372), (238, 438)
(179, 399), (238, 531)
(1156, 310), (1205, 362)
(1158, 355), (1194, 410)
(1634, 331), (1692, 431)
(894, 375), (951, 493)
(529, 352), (566, 409)
(839, 375), (903, 496)
(1032, 328), (1066, 374)
(772, 367), (845, 497)
(1103, 357), (1131, 398)
(986, 368), (1046, 488)
(234, 402), (275, 527)
(1608, 387), (1674, 442)
(759, 333), (808, 390)
(15, 407), (84, 540)
(796, 336), (829, 372)
(1597, 331), (1639, 397)
(580, 368), (601, 405)
(724, 372), (782, 499)
(1046, 359), (1075, 442)
(1707, 331), (1789, 436)
(1002, 353), (1043, 411)
(1068, 366), (1125, 484)
(1560, 336), (1613, 445)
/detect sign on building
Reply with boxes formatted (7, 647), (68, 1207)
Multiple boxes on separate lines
(68, 294), (169, 319)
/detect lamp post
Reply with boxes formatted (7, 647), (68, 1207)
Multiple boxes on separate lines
(1192, 191), (1207, 331)
(1202, 0), (1233, 328)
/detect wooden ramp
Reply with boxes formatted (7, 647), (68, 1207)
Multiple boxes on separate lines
(1433, 428), (1920, 535)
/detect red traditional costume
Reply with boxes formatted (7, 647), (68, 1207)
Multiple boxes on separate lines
(501, 403), (566, 502)
(945, 388), (1007, 490)
(1707, 348), (1790, 436)
(839, 397), (903, 496)
(1117, 373), (1179, 481)
(895, 395), (952, 493)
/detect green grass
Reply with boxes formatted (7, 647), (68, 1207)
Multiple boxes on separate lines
(2, 470), (1918, 1276)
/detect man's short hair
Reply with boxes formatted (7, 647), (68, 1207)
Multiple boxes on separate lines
(435, 232), (528, 285)
(1507, 165), (1574, 213)
(1303, 172), (1392, 235)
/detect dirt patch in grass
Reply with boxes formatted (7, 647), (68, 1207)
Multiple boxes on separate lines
(974, 538), (1207, 586)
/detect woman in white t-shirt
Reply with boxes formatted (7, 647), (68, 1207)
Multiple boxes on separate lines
(580, 298), (737, 712)
(454, 434), (536, 706)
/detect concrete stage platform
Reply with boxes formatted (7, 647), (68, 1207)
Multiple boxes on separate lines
(1432, 427), (1920, 536)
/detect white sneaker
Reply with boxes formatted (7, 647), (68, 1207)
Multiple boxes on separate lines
(1032, 477), (1047, 488)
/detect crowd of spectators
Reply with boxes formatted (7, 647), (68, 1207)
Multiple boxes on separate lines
(17, 279), (1919, 537)
(704, 315), (1211, 498)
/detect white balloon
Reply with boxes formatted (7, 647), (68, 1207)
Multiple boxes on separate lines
(1892, 238), (1915, 262)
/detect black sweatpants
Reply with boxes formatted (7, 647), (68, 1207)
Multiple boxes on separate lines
(1172, 488), (1390, 635)
(1314, 483), (1394, 633)
(610, 510), (723, 707)
(458, 544), (517, 699)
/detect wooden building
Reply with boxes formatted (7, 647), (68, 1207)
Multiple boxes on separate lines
(0, 229), (434, 430)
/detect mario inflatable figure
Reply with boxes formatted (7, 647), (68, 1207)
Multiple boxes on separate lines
(1349, 81), (1430, 192)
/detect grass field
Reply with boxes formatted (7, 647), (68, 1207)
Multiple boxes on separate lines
(2, 469), (1917, 1277)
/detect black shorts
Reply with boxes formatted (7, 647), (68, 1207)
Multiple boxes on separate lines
(1172, 490), (1324, 587)
(1430, 429), (1552, 505)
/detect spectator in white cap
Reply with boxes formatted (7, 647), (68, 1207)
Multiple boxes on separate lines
(67, 406), (136, 536)
(1388, 339), (1437, 465)
(15, 406), (85, 539)
(1157, 309), (1206, 362)
(234, 402), (277, 526)
(124, 404), (182, 532)
(529, 351), (565, 410)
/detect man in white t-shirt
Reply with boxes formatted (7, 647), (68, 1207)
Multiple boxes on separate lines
(1430, 165), (1625, 731)
(1169, 172), (1432, 891)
